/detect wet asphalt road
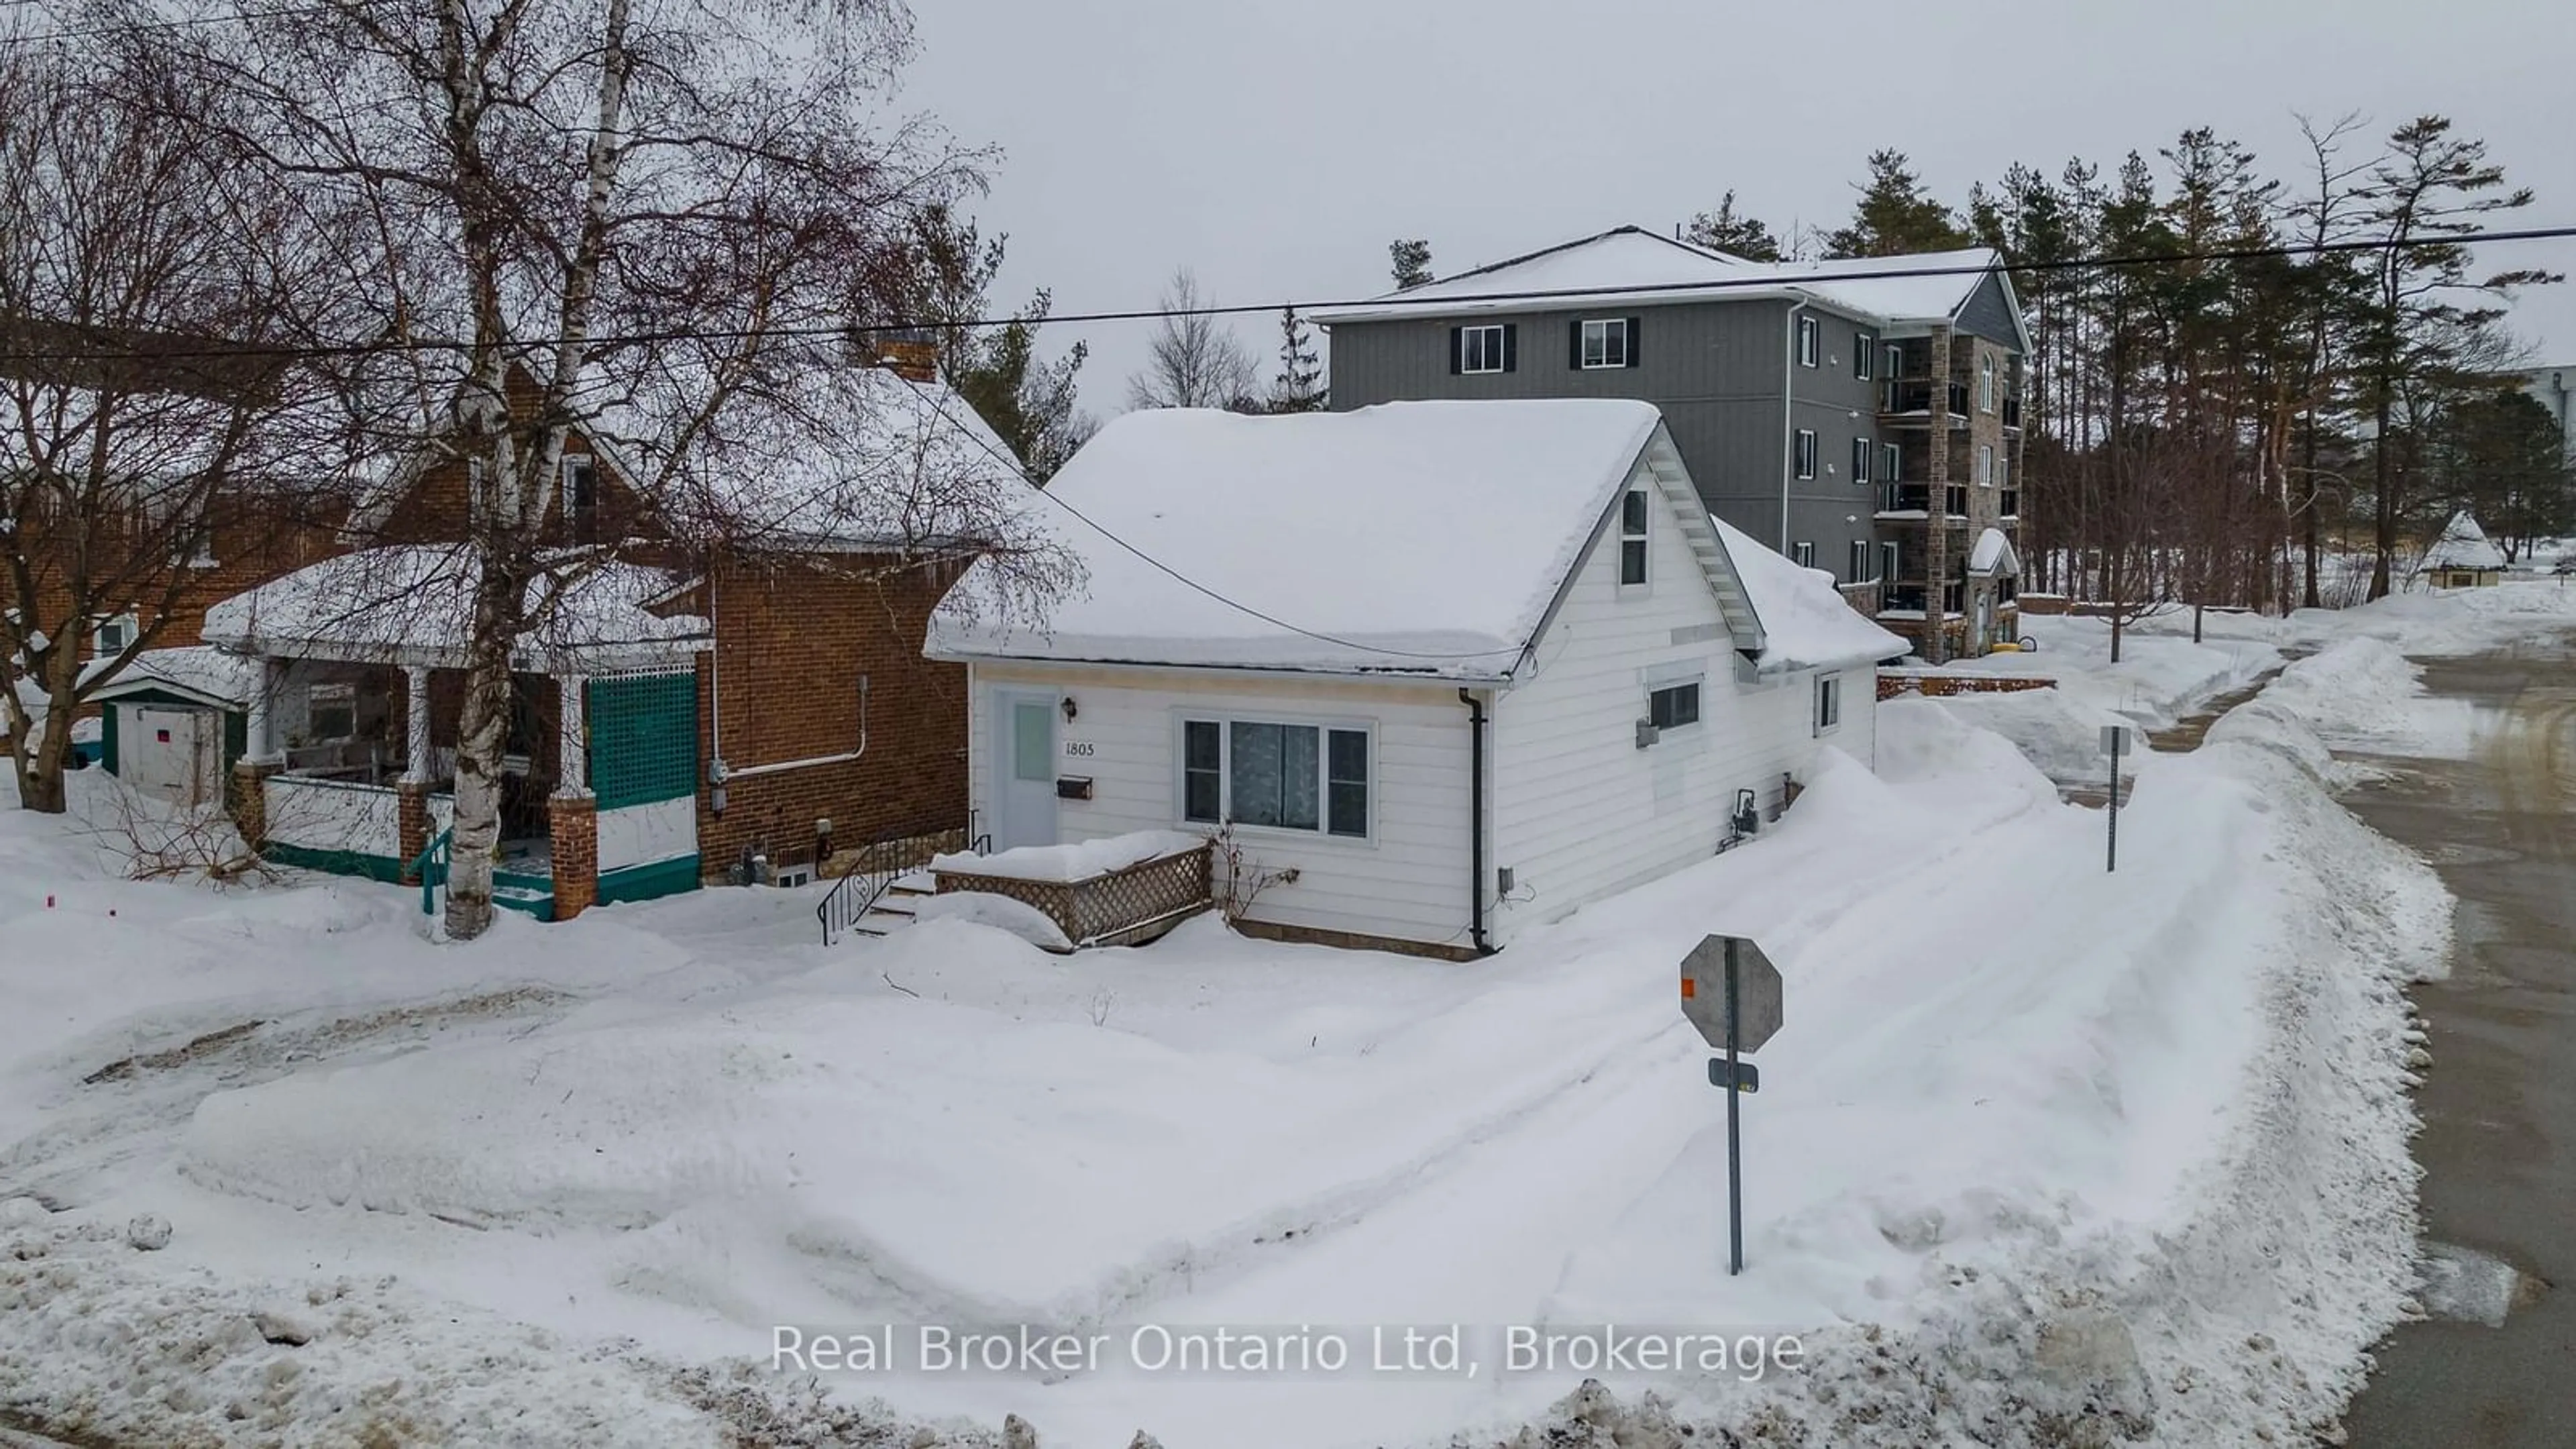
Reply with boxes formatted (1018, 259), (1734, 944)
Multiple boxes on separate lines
(2340, 637), (2576, 1447)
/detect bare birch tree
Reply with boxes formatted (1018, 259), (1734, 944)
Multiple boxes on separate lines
(154, 0), (992, 937)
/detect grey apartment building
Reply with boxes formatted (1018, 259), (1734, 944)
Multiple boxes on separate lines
(1315, 227), (2031, 661)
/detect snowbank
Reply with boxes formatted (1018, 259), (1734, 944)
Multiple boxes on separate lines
(929, 828), (1204, 883)
(1939, 612), (2280, 732)
(908, 892), (1075, 951)
(1919, 686), (2138, 786)
(2260, 637), (2479, 757)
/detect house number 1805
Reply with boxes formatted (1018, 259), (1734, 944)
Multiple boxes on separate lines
(1063, 741), (1095, 757)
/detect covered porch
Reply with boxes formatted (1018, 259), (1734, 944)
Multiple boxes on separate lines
(203, 545), (710, 920)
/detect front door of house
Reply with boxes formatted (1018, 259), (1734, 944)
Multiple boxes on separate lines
(993, 690), (1059, 851)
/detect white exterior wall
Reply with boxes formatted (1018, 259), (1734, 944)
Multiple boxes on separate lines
(597, 798), (695, 872)
(965, 662), (1476, 948)
(1488, 459), (1878, 947)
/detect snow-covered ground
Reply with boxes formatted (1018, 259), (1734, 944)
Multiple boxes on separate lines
(8, 585), (2563, 1447)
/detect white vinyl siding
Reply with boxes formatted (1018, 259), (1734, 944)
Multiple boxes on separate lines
(1489, 457), (1878, 947)
(965, 663), (1471, 946)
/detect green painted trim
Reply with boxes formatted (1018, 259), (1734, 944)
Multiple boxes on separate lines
(597, 854), (700, 906)
(264, 841), (407, 883)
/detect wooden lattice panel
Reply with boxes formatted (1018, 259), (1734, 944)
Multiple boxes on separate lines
(935, 841), (1212, 949)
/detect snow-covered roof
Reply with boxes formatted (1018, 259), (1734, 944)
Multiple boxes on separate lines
(1309, 225), (2008, 331)
(2422, 511), (2506, 572)
(929, 400), (1750, 680)
(592, 364), (1034, 553)
(201, 545), (708, 671)
(83, 647), (263, 710)
(1966, 527), (2021, 577)
(1713, 517), (1909, 672)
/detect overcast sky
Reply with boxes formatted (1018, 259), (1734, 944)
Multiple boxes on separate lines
(897, 0), (2575, 415)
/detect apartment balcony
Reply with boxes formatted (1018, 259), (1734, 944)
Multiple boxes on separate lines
(1880, 378), (1970, 423)
(2000, 488), (2020, 519)
(2002, 396), (2023, 431)
(1881, 584), (1929, 612)
(1876, 483), (1968, 519)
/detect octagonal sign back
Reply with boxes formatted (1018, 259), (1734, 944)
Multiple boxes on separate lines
(1680, 934), (1783, 1054)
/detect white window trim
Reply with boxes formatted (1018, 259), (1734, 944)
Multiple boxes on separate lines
(1851, 436), (1872, 484)
(1980, 354), (1997, 413)
(1579, 317), (1630, 370)
(1792, 541), (1816, 569)
(1813, 672), (1843, 737)
(1796, 316), (1820, 368)
(1616, 486), (1652, 593)
(1644, 679), (1705, 739)
(1848, 540), (1869, 583)
(1882, 441), (1901, 484)
(1174, 712), (1377, 845)
(89, 612), (140, 657)
(1793, 429), (1817, 480)
(1978, 443), (1996, 486)
(1880, 540), (1899, 582)
(1460, 324), (1507, 375)
(1855, 331), (1877, 380)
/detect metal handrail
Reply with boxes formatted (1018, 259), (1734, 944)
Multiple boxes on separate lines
(411, 826), (452, 916)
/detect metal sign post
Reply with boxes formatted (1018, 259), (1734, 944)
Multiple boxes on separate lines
(1680, 934), (1782, 1276)
(2100, 724), (2135, 873)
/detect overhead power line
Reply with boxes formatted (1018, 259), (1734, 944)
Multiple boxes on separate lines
(0, 2), (342, 44)
(5, 223), (2573, 368)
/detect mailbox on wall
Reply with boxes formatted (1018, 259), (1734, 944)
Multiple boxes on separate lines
(1055, 776), (1093, 800)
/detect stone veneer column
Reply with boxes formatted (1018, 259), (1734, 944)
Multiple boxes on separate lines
(229, 758), (280, 849)
(548, 794), (598, 920)
(396, 781), (433, 884)
(1923, 325), (1954, 666)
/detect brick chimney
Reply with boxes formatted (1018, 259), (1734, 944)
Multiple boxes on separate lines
(870, 328), (938, 384)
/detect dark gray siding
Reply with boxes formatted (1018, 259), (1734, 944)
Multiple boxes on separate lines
(1955, 272), (2024, 352)
(1327, 300), (1890, 580)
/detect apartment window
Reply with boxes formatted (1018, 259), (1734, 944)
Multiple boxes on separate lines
(1943, 580), (1966, 614)
(1814, 674), (1842, 734)
(307, 682), (356, 741)
(1884, 343), (1904, 381)
(1648, 682), (1701, 731)
(1796, 315), (1820, 368)
(1880, 541), (1900, 583)
(1882, 441), (1902, 483)
(1848, 539), (1869, 583)
(1792, 541), (1816, 569)
(1181, 718), (1371, 839)
(1619, 488), (1650, 586)
(1793, 429), (1818, 480)
(1980, 354), (1997, 413)
(1453, 323), (1515, 375)
(1851, 437), (1873, 484)
(1855, 331), (1877, 380)
(90, 612), (140, 656)
(1576, 317), (1635, 370)
(1978, 443), (1996, 486)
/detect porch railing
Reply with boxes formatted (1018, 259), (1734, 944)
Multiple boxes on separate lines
(412, 827), (452, 916)
(818, 815), (988, 946)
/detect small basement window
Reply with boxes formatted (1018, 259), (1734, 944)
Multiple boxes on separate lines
(1814, 674), (1841, 734)
(1181, 718), (1370, 839)
(1648, 682), (1701, 731)
(1619, 488), (1650, 586)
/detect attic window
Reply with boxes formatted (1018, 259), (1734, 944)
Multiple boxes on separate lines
(91, 612), (139, 656)
(1619, 489), (1650, 586)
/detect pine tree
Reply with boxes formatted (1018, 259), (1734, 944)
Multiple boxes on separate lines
(1267, 306), (1325, 413)
(1682, 191), (1782, 260)
(1389, 239), (1434, 290)
(904, 205), (1093, 480)
(2353, 115), (2559, 598)
(1823, 150), (1972, 258)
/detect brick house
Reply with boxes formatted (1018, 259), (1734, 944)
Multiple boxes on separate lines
(194, 345), (1032, 920)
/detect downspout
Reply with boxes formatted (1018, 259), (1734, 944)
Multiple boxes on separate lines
(1780, 299), (1811, 553)
(1457, 687), (1492, 957)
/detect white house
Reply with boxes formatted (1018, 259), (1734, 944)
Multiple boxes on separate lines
(926, 400), (1907, 958)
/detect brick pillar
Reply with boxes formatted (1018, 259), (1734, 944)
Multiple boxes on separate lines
(229, 757), (280, 849)
(396, 780), (433, 884)
(548, 794), (598, 920)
